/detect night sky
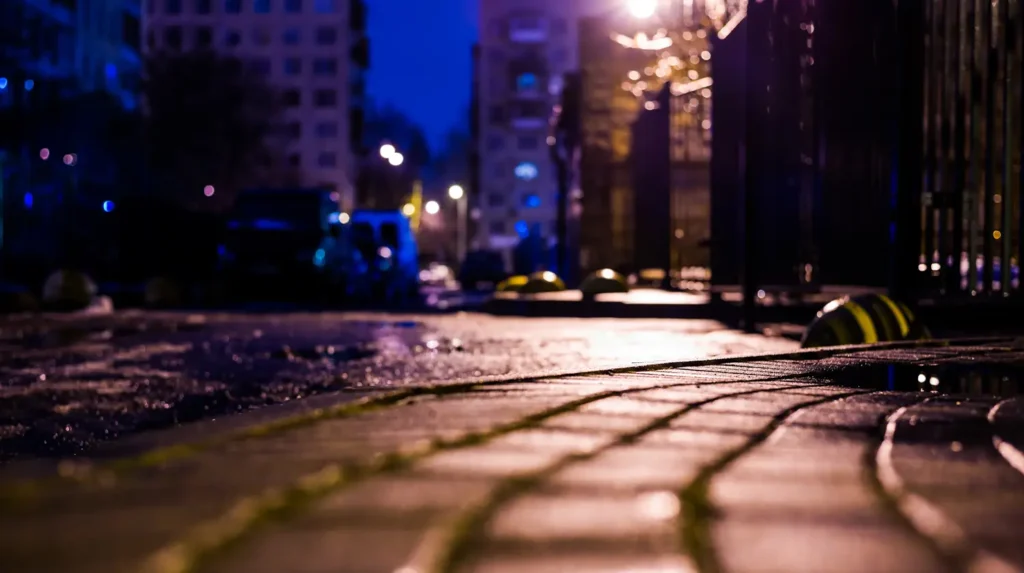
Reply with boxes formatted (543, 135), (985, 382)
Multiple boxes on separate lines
(367, 0), (479, 152)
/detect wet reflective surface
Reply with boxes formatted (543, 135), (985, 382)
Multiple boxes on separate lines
(0, 311), (796, 462)
(823, 354), (1024, 397)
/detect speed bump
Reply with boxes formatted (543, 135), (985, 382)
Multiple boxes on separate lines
(496, 275), (529, 293)
(801, 294), (930, 348)
(520, 271), (566, 294)
(580, 268), (629, 298)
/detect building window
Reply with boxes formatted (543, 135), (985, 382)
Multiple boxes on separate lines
(285, 0), (301, 12)
(253, 28), (270, 46)
(515, 220), (530, 237)
(312, 58), (337, 76)
(313, 89), (336, 107)
(283, 89), (301, 107)
(283, 28), (300, 44)
(517, 136), (538, 150)
(286, 122), (301, 138)
(166, 0), (182, 14)
(515, 72), (538, 94)
(283, 57), (301, 75)
(514, 162), (539, 181)
(196, 0), (212, 14)
(225, 30), (241, 47)
(486, 135), (504, 151)
(548, 75), (564, 96)
(522, 193), (541, 208)
(315, 122), (337, 137)
(508, 14), (546, 43)
(488, 193), (504, 207)
(488, 105), (504, 124)
(254, 0), (270, 13)
(249, 58), (271, 75)
(317, 152), (336, 167)
(288, 154), (301, 167)
(489, 221), (506, 234)
(315, 27), (336, 45)
(314, 0), (333, 13)
(195, 27), (213, 49)
(164, 26), (183, 50)
(225, 0), (241, 12)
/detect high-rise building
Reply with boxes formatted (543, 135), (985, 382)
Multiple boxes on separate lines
(142, 0), (368, 211)
(476, 0), (622, 267)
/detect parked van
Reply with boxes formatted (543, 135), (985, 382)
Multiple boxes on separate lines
(348, 209), (420, 301)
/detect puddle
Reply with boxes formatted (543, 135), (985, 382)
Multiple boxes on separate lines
(828, 362), (1023, 398)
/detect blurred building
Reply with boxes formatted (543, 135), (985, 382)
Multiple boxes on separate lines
(476, 0), (630, 268)
(576, 14), (711, 275)
(142, 0), (368, 211)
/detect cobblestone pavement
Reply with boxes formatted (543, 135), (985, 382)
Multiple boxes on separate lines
(0, 312), (796, 461)
(1, 341), (1023, 573)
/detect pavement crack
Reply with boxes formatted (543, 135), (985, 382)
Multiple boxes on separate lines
(677, 389), (870, 573)
(417, 381), (839, 573)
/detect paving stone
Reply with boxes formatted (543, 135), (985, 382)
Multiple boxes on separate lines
(463, 552), (695, 573)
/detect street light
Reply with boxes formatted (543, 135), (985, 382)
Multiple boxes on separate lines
(627, 0), (657, 18)
(402, 202), (416, 216)
(448, 184), (467, 264)
(379, 144), (396, 159)
(388, 152), (404, 167)
(425, 200), (440, 215)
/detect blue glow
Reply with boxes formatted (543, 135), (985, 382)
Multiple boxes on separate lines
(217, 244), (227, 257)
(524, 194), (540, 208)
(253, 218), (292, 230)
(327, 211), (340, 224)
(313, 248), (326, 266)
(23, 79), (33, 91)
(0, 77), (7, 90)
(102, 200), (115, 212)
(516, 73), (538, 92)
(514, 162), (538, 181)
(515, 221), (529, 237)
(23, 193), (33, 209)
(105, 63), (117, 79)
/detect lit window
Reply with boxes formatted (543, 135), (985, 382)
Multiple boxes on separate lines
(318, 152), (336, 167)
(283, 28), (300, 44)
(514, 162), (538, 181)
(523, 194), (540, 208)
(516, 73), (538, 93)
(314, 0), (333, 12)
(254, 0), (270, 13)
(515, 221), (530, 236)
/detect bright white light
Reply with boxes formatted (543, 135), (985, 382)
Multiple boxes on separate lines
(448, 184), (464, 200)
(402, 203), (415, 216)
(388, 152), (404, 166)
(203, 185), (215, 197)
(339, 212), (350, 224)
(379, 144), (395, 159)
(627, 0), (657, 19)
(425, 200), (440, 214)
(379, 246), (393, 259)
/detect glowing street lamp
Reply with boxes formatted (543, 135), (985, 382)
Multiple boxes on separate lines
(448, 184), (467, 264)
(425, 200), (440, 215)
(447, 184), (464, 200)
(388, 152), (404, 167)
(627, 0), (657, 19)
(379, 144), (396, 159)
(402, 203), (416, 216)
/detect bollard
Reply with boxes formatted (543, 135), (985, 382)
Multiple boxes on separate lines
(520, 271), (567, 294)
(580, 268), (629, 299)
(801, 293), (930, 348)
(496, 275), (529, 293)
(41, 270), (97, 312)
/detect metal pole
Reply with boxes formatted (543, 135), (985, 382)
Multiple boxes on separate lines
(456, 196), (466, 265)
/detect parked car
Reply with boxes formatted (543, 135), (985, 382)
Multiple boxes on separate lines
(349, 209), (421, 301)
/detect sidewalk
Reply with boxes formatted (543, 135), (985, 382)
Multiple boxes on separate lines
(1, 341), (1023, 573)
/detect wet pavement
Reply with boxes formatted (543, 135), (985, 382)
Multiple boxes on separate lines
(1, 341), (1022, 573)
(0, 311), (797, 462)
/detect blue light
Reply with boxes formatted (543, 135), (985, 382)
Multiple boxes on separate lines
(327, 211), (340, 224)
(524, 194), (541, 208)
(514, 162), (539, 181)
(23, 193), (33, 209)
(515, 221), (529, 237)
(0, 77), (7, 90)
(23, 79), (33, 91)
(105, 63), (117, 80)
(313, 248), (326, 267)
(102, 200), (115, 212)
(516, 73), (538, 92)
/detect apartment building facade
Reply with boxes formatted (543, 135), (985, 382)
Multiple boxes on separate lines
(142, 0), (368, 211)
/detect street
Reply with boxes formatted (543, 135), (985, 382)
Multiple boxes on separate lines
(0, 312), (797, 462)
